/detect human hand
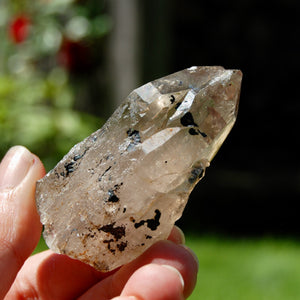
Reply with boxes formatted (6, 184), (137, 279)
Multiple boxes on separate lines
(0, 146), (198, 300)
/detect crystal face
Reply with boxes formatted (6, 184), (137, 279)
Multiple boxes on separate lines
(36, 66), (242, 271)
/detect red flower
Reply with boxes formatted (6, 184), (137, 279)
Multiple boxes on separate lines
(9, 15), (30, 44)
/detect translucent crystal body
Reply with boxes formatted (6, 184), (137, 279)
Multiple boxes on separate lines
(36, 66), (242, 271)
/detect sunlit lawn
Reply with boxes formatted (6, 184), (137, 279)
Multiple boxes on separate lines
(33, 235), (300, 300)
(186, 235), (300, 300)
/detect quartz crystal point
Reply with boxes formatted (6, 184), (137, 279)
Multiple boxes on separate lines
(36, 66), (242, 271)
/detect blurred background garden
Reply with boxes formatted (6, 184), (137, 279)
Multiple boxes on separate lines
(1, 0), (300, 299)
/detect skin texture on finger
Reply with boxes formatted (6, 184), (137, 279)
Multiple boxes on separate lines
(79, 240), (198, 300)
(0, 146), (45, 299)
(168, 225), (185, 245)
(5, 250), (111, 300)
(5, 225), (186, 299)
(119, 264), (185, 300)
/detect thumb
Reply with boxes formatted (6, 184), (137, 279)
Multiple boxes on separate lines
(0, 146), (45, 298)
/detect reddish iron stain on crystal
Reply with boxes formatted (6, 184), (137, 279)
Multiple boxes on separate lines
(36, 66), (242, 271)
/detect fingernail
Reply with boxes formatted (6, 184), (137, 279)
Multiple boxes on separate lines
(111, 297), (139, 300)
(161, 265), (185, 290)
(0, 146), (35, 189)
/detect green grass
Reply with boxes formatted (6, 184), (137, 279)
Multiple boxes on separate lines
(32, 236), (48, 255)
(186, 235), (300, 300)
(33, 235), (300, 299)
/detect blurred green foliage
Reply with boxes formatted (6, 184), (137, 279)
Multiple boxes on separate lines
(0, 70), (102, 169)
(0, 0), (110, 170)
